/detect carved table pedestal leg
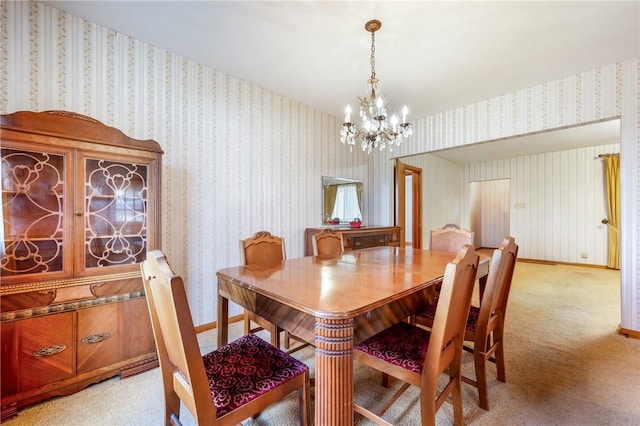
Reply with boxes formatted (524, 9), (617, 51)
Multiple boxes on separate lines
(315, 317), (354, 426)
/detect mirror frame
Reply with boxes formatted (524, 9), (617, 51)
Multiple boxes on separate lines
(322, 176), (364, 225)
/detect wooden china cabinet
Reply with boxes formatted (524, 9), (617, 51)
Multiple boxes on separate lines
(0, 110), (162, 420)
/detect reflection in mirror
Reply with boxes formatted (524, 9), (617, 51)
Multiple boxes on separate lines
(322, 177), (363, 224)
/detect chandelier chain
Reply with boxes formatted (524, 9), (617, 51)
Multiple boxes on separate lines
(370, 30), (376, 81)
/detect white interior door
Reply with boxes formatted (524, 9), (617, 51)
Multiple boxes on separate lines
(470, 179), (510, 248)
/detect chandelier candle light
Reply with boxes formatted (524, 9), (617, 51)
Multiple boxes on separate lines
(341, 19), (412, 153)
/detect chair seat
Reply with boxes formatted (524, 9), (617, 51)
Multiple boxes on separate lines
(354, 321), (431, 375)
(205, 333), (309, 417)
(417, 303), (480, 334)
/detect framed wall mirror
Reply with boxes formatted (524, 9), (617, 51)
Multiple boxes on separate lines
(322, 176), (363, 225)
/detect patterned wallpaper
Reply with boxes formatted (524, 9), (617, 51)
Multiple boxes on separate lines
(374, 61), (639, 331)
(1, 1), (369, 324)
(2, 1), (639, 331)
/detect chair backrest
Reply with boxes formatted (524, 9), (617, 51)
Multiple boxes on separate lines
(423, 245), (479, 378)
(480, 236), (519, 324)
(241, 231), (286, 265)
(312, 229), (344, 257)
(430, 224), (474, 252)
(141, 250), (217, 423)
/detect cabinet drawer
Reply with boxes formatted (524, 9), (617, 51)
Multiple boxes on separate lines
(77, 303), (119, 373)
(349, 234), (389, 249)
(20, 313), (75, 390)
(305, 227), (401, 255)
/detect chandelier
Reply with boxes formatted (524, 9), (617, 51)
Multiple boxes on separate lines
(341, 19), (412, 153)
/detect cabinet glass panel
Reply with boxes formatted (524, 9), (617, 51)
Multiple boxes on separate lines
(1, 148), (65, 276)
(84, 158), (148, 268)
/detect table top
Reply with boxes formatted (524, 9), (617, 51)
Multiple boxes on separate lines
(216, 247), (465, 319)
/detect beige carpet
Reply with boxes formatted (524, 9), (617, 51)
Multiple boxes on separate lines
(5, 262), (640, 425)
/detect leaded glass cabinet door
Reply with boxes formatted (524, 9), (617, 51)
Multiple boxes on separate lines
(75, 151), (159, 276)
(1, 144), (74, 283)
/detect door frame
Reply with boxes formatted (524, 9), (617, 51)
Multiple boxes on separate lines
(395, 159), (422, 248)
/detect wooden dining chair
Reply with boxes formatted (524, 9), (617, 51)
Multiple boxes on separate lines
(241, 231), (306, 351)
(415, 236), (518, 410)
(140, 250), (311, 426)
(311, 229), (344, 257)
(430, 223), (474, 252)
(353, 245), (479, 426)
(240, 231), (286, 348)
(426, 224), (475, 303)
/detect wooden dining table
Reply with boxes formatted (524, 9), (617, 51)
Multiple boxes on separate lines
(216, 246), (489, 425)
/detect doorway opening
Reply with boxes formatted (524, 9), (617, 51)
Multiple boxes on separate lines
(395, 159), (422, 248)
(469, 179), (511, 249)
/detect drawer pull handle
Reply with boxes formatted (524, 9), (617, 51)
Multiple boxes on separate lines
(354, 241), (361, 247)
(33, 344), (67, 357)
(81, 332), (111, 344)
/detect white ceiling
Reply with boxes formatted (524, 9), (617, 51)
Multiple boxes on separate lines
(43, 1), (637, 160)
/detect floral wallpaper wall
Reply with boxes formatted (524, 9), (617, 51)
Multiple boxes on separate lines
(1, 1), (369, 325)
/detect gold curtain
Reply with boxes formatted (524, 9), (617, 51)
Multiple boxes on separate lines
(323, 185), (338, 222)
(356, 184), (363, 217)
(604, 154), (620, 269)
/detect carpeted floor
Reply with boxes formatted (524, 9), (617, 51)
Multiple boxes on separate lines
(5, 261), (640, 425)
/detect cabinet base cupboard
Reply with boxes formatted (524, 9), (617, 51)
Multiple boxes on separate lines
(0, 111), (162, 421)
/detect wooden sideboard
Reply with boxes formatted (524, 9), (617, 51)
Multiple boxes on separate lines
(304, 226), (401, 256)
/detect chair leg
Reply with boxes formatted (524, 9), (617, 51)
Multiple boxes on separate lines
(452, 376), (464, 426)
(494, 327), (506, 382)
(381, 373), (392, 388)
(269, 324), (280, 348)
(474, 349), (490, 410)
(165, 390), (181, 426)
(284, 331), (291, 349)
(299, 372), (311, 426)
(243, 310), (251, 335)
(419, 385), (437, 426)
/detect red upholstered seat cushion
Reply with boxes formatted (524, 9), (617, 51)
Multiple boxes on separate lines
(354, 321), (431, 374)
(418, 303), (480, 334)
(417, 303), (437, 321)
(465, 306), (480, 332)
(203, 333), (309, 417)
